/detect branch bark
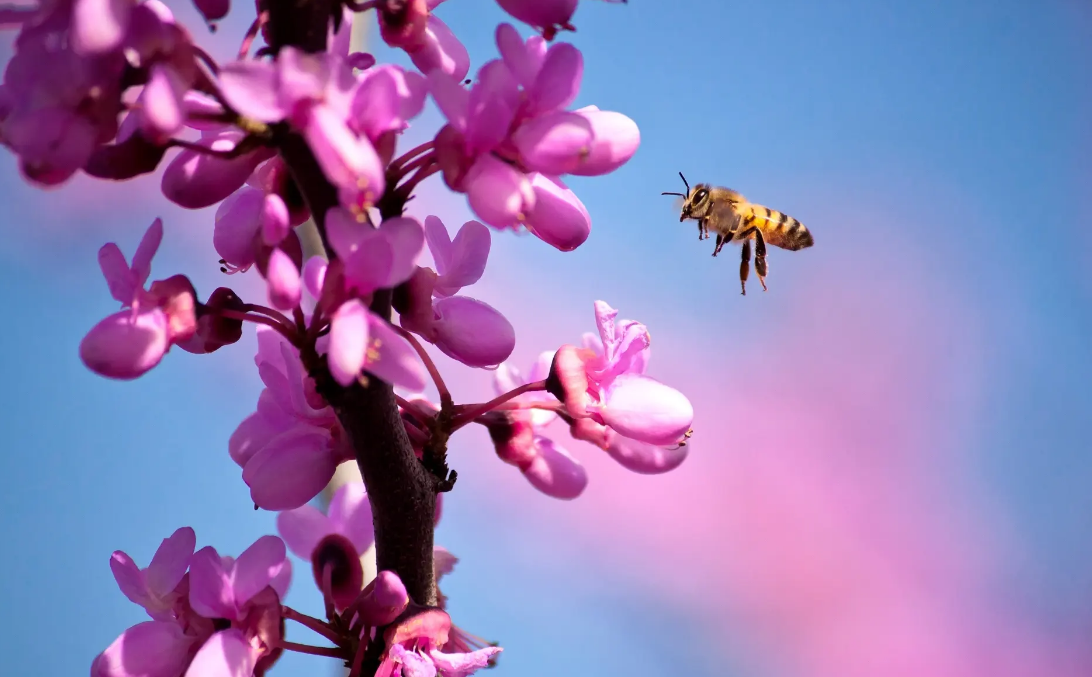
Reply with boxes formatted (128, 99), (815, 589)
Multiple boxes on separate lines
(266, 0), (438, 607)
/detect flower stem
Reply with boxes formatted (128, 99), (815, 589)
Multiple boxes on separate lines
(282, 606), (344, 644)
(450, 381), (549, 431)
(279, 641), (348, 659)
(238, 11), (268, 59)
(393, 151), (436, 183)
(397, 162), (441, 198)
(392, 326), (452, 408)
(216, 308), (299, 340)
(389, 141), (434, 173)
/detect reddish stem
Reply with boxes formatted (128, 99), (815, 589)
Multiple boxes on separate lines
(279, 640), (349, 658)
(389, 141), (434, 173)
(216, 308), (299, 340)
(239, 11), (269, 59)
(393, 151), (436, 183)
(450, 381), (549, 431)
(392, 327), (451, 407)
(282, 606), (344, 644)
(397, 162), (441, 198)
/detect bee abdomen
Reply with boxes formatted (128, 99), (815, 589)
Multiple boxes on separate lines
(764, 208), (814, 251)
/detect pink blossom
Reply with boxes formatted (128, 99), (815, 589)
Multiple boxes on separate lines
(230, 326), (355, 510)
(523, 172), (591, 251)
(326, 208), (425, 295)
(80, 219), (199, 380)
(376, 606), (501, 677)
(217, 47), (386, 209)
(405, 14), (471, 82)
(429, 296), (515, 369)
(92, 619), (203, 677)
(584, 300), (650, 385)
(350, 65), (429, 142)
(188, 536), (290, 622)
(353, 570), (410, 627)
(423, 216), (490, 297)
(327, 299), (428, 390)
(110, 526), (196, 621)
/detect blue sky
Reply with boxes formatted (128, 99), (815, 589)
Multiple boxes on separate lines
(0, 1), (1089, 676)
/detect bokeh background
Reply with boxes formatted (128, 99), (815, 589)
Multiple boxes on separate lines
(2, 1), (1090, 676)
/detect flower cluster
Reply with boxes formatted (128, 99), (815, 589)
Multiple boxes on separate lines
(0, 1), (693, 676)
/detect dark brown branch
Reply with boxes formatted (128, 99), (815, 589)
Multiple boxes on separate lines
(265, 0), (438, 611)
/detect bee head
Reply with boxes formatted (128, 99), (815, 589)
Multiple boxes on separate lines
(662, 172), (705, 222)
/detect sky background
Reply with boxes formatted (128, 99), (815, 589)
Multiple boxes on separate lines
(1, 1), (1091, 676)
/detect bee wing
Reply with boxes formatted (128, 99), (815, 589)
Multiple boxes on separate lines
(708, 200), (743, 235)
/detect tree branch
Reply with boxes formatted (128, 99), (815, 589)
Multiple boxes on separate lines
(267, 0), (438, 609)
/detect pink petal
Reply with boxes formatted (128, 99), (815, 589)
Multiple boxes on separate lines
(495, 23), (539, 89)
(217, 60), (285, 123)
(364, 315), (429, 392)
(329, 5), (355, 56)
(139, 64), (186, 142)
(391, 644), (437, 677)
(260, 193), (290, 246)
(276, 47), (329, 109)
(265, 248), (301, 311)
(71, 0), (131, 54)
(228, 408), (289, 468)
(327, 482), (374, 553)
(214, 188), (264, 268)
(356, 570), (408, 626)
(596, 374), (693, 447)
(328, 300), (369, 386)
(93, 620), (195, 677)
(145, 527), (196, 598)
(422, 215), (453, 274)
(426, 69), (469, 132)
(434, 219), (489, 295)
(243, 427), (338, 510)
(302, 256), (327, 299)
(512, 112), (593, 176)
(183, 630), (257, 677)
(433, 546), (457, 580)
(80, 309), (170, 380)
(429, 646), (503, 677)
(231, 535), (287, 606)
(464, 155), (534, 229)
(431, 296), (515, 369)
(567, 109), (640, 177)
(604, 430), (689, 475)
(522, 437), (587, 500)
(523, 172), (590, 251)
(98, 243), (136, 305)
(162, 130), (273, 209)
(188, 546), (236, 620)
(131, 218), (164, 289)
(109, 551), (150, 609)
(464, 60), (519, 154)
(303, 104), (385, 202)
(276, 505), (334, 560)
(270, 556), (292, 600)
(183, 91), (227, 131)
(492, 362), (524, 394)
(528, 42), (582, 113)
(495, 0), (576, 30)
(325, 206), (368, 261)
(408, 15), (470, 83)
(351, 65), (428, 141)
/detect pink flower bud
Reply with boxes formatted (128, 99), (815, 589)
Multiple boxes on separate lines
(521, 437), (587, 499)
(464, 154), (534, 229)
(354, 570), (409, 627)
(524, 173), (591, 251)
(604, 428), (689, 475)
(485, 412), (537, 467)
(80, 309), (170, 380)
(261, 193), (290, 245)
(593, 374), (693, 447)
(431, 296), (515, 368)
(162, 130), (273, 209)
(406, 15), (471, 82)
(214, 187), (264, 268)
(495, 0), (577, 34)
(193, 0), (229, 23)
(138, 64), (186, 144)
(512, 111), (593, 175)
(567, 107), (640, 176)
(266, 248), (301, 310)
(379, 0), (429, 49)
(328, 299), (370, 386)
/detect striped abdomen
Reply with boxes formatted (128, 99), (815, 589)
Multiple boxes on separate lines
(744, 204), (814, 251)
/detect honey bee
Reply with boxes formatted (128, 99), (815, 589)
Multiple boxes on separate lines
(662, 172), (814, 295)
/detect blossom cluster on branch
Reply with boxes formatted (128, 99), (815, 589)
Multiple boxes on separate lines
(0, 1), (690, 676)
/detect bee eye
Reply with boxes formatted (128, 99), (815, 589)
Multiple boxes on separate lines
(693, 189), (708, 203)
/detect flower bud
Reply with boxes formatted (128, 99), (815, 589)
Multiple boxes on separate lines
(523, 173), (590, 251)
(593, 374), (693, 447)
(431, 296), (515, 368)
(521, 438), (587, 500)
(311, 533), (364, 611)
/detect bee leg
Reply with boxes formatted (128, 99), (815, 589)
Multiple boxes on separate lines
(713, 234), (724, 256)
(739, 239), (751, 295)
(753, 228), (769, 292)
(698, 220), (705, 240)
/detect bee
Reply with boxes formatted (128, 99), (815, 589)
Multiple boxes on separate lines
(662, 172), (814, 295)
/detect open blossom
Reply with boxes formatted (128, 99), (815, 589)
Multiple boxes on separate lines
(110, 527), (197, 621)
(395, 215), (516, 368)
(376, 606), (501, 677)
(230, 326), (355, 510)
(80, 219), (200, 380)
(277, 481), (374, 609)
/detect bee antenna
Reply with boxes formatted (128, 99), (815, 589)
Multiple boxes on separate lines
(661, 192), (685, 197)
(678, 171), (690, 195)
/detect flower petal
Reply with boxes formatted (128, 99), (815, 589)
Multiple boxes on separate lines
(217, 60), (286, 123)
(464, 155), (534, 229)
(243, 427), (338, 510)
(71, 0), (131, 54)
(98, 243), (136, 306)
(327, 482), (374, 553)
(231, 535), (288, 606)
(131, 218), (164, 289)
(408, 15), (470, 83)
(328, 300), (369, 386)
(429, 646), (503, 677)
(596, 374), (693, 447)
(276, 505), (334, 560)
(495, 23), (538, 89)
(188, 546), (236, 620)
(423, 215), (453, 276)
(145, 527), (196, 598)
(512, 112), (593, 176)
(80, 309), (170, 380)
(364, 314), (429, 392)
(567, 109), (640, 177)
(92, 620), (195, 677)
(183, 629), (257, 677)
(431, 296), (515, 369)
(265, 248), (301, 311)
(109, 551), (150, 609)
(521, 437), (587, 500)
(435, 220), (489, 295)
(528, 41), (582, 113)
(604, 430), (689, 475)
(523, 173), (590, 252)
